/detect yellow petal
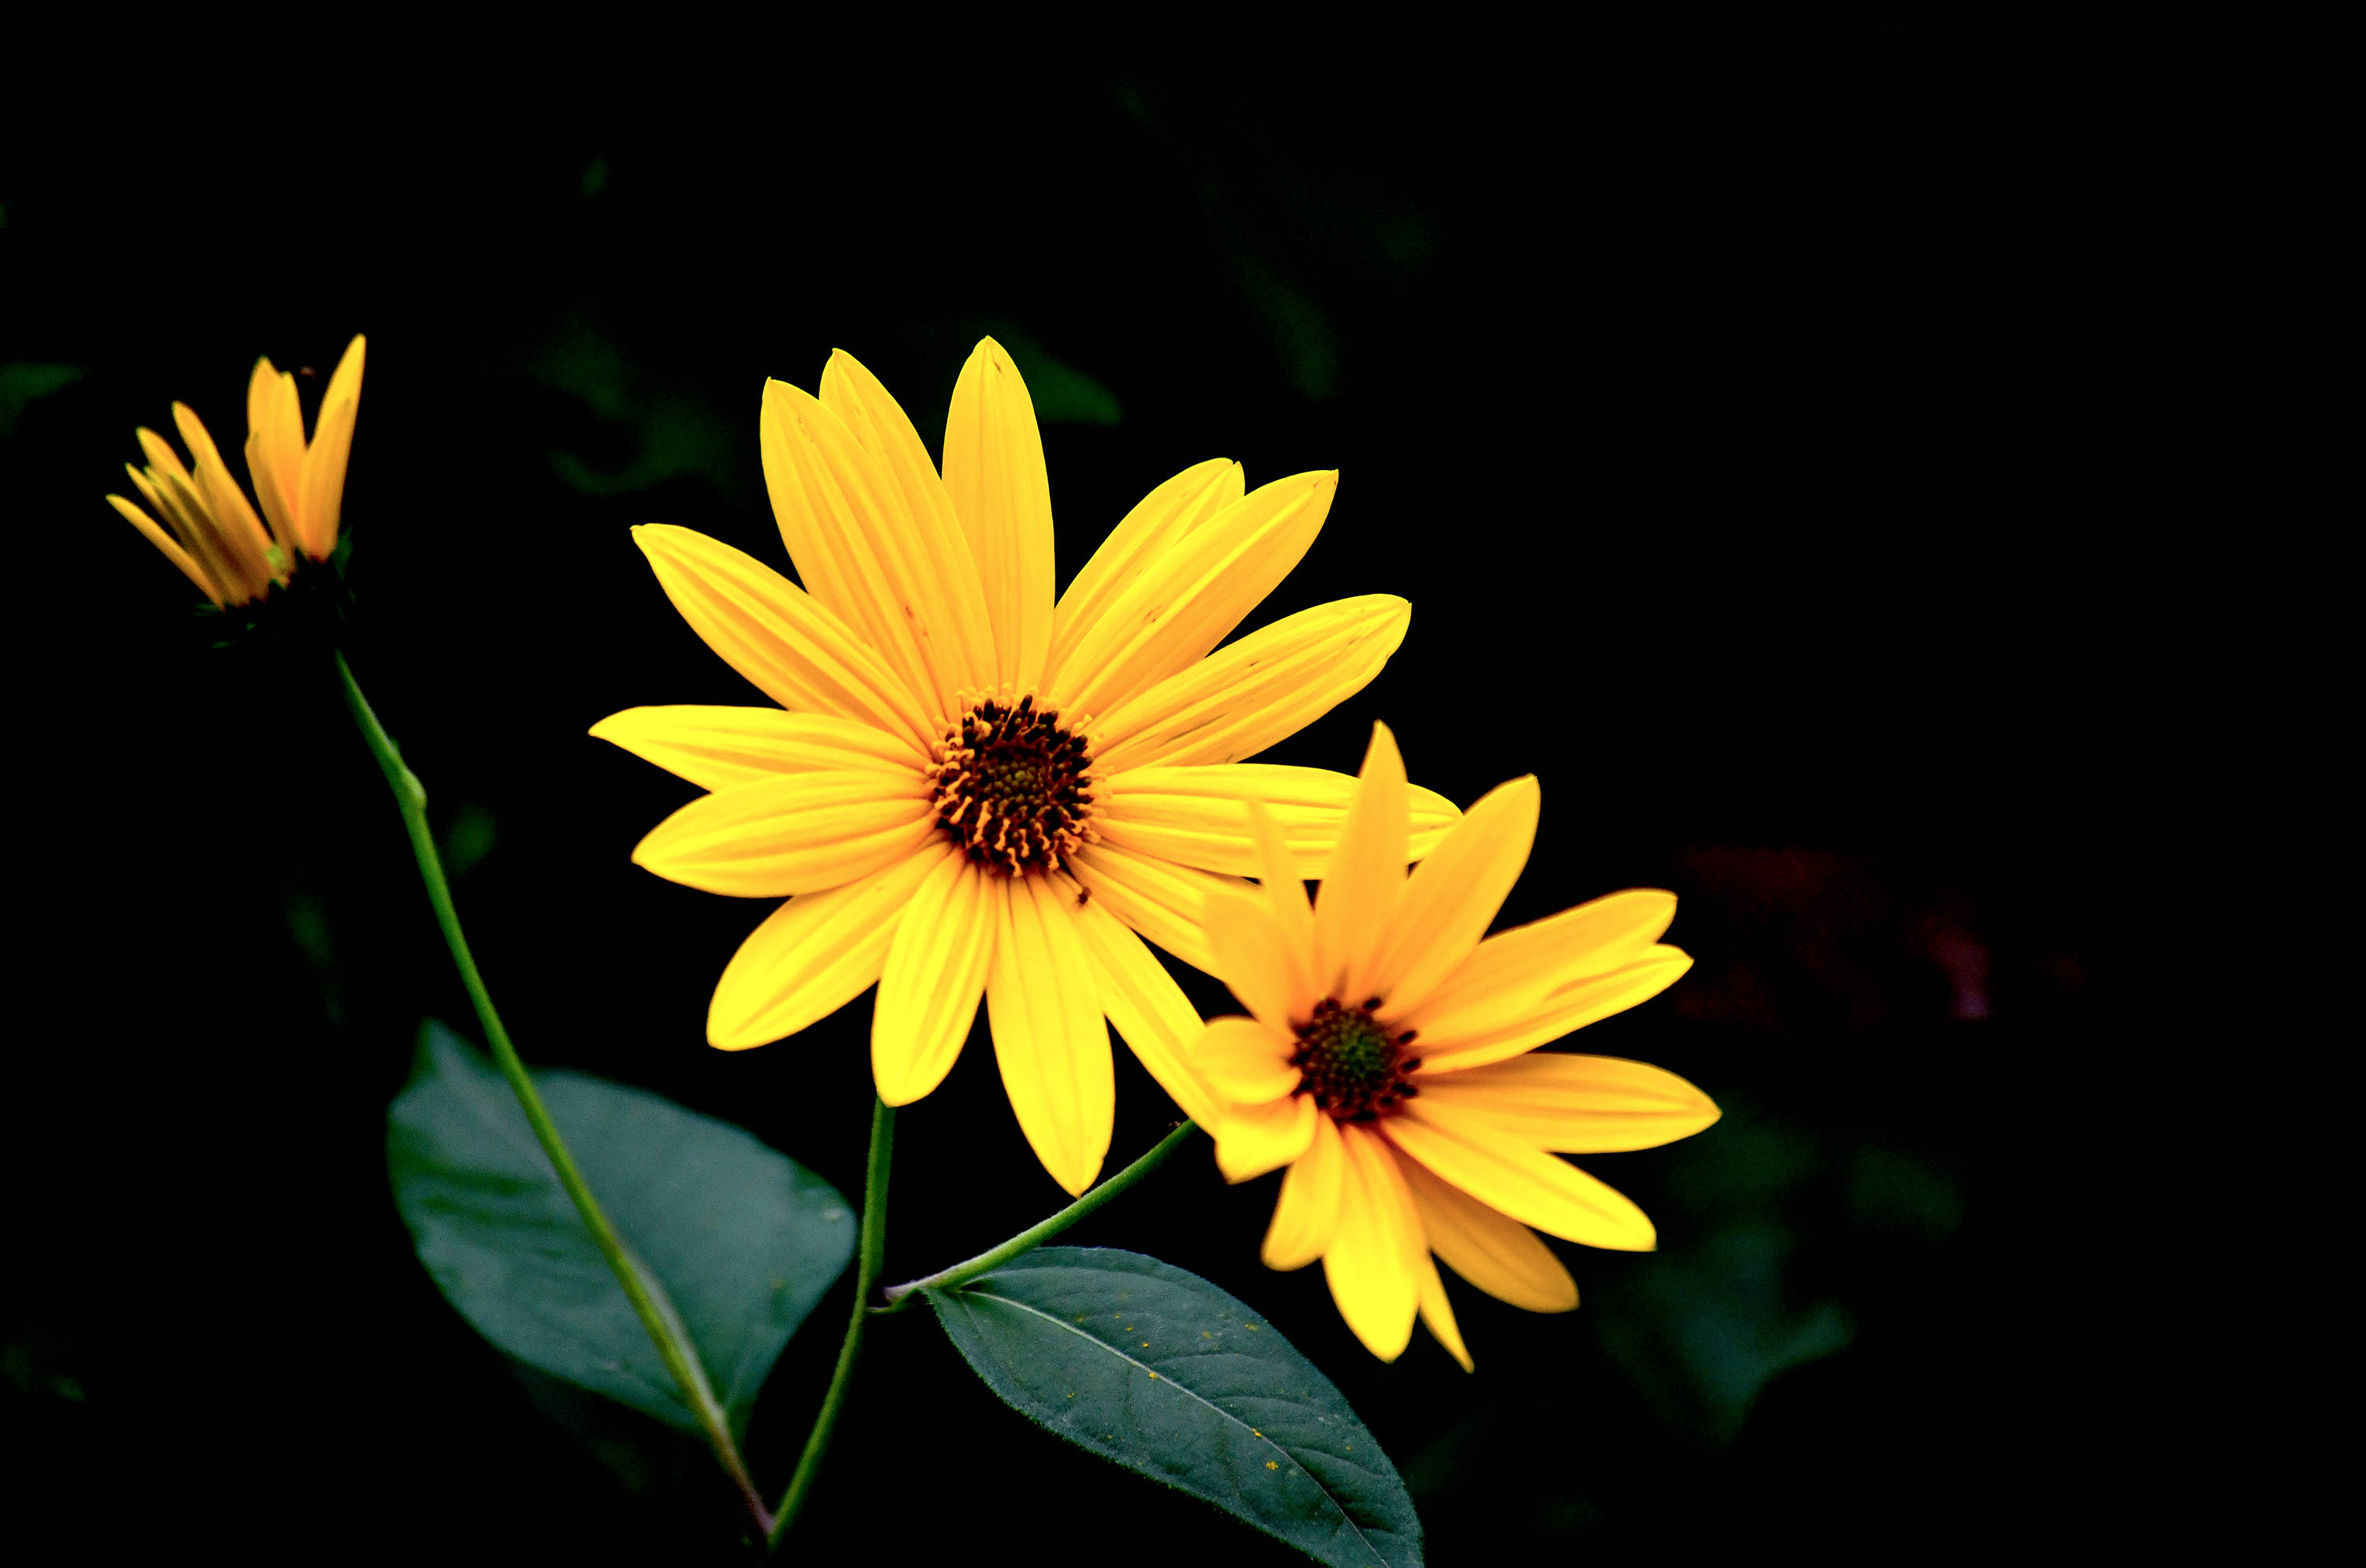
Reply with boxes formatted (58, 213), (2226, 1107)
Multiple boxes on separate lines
(1067, 895), (1226, 1128)
(1055, 471), (1336, 722)
(1413, 946), (1695, 1072)
(1046, 458), (1241, 698)
(1098, 765), (1461, 879)
(1384, 1105), (1656, 1251)
(590, 705), (922, 792)
(1260, 1114), (1344, 1270)
(1397, 1154), (1577, 1312)
(242, 357), (304, 549)
(1321, 1126), (1422, 1361)
(133, 454), (250, 605)
(871, 851), (995, 1105)
(298, 334), (365, 559)
(1204, 885), (1317, 1036)
(1242, 799), (1318, 1010)
(1367, 775), (1539, 1014)
(631, 772), (935, 897)
(1067, 842), (1239, 976)
(632, 524), (931, 747)
(707, 846), (947, 1048)
(942, 338), (1054, 693)
(106, 494), (222, 605)
(1409, 1054), (1719, 1152)
(171, 402), (277, 592)
(818, 349), (997, 700)
(1313, 724), (1408, 1004)
(1212, 1092), (1316, 1182)
(1405, 889), (1678, 1037)
(1194, 1014), (1301, 1103)
(987, 875), (1115, 1196)
(763, 378), (992, 726)
(1093, 595), (1411, 774)
(1415, 1250), (1474, 1372)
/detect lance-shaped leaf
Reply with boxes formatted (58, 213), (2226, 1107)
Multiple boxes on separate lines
(927, 1248), (1421, 1567)
(389, 1022), (854, 1434)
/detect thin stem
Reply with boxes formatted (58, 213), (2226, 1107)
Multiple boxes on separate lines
(770, 1096), (894, 1549)
(337, 651), (771, 1536)
(879, 1120), (1200, 1310)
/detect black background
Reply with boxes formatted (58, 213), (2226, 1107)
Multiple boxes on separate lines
(5, 29), (2131, 1561)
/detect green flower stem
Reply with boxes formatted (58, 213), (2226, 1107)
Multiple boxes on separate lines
(770, 1096), (894, 1550)
(335, 651), (771, 1536)
(878, 1120), (1201, 1311)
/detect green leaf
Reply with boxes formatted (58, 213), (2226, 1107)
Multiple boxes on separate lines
(389, 1021), (854, 1434)
(927, 1248), (1420, 1568)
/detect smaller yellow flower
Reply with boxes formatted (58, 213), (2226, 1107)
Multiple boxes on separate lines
(106, 335), (366, 607)
(1193, 722), (1719, 1368)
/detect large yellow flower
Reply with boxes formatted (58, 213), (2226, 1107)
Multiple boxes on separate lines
(1192, 722), (1719, 1367)
(594, 341), (1454, 1193)
(106, 336), (366, 607)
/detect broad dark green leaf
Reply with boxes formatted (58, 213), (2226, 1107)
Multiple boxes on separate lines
(927, 1248), (1420, 1568)
(389, 1021), (853, 1434)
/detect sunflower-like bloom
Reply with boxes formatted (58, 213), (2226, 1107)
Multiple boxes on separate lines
(1192, 722), (1719, 1367)
(105, 336), (366, 607)
(594, 341), (1454, 1194)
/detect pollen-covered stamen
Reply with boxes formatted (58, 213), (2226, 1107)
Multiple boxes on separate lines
(926, 693), (1100, 876)
(1289, 997), (1421, 1122)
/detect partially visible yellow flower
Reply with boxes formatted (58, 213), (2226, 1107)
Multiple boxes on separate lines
(106, 335), (366, 607)
(1192, 722), (1719, 1368)
(594, 340), (1456, 1195)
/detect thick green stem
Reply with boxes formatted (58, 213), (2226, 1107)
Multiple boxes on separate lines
(770, 1096), (894, 1550)
(879, 1120), (1200, 1310)
(337, 651), (771, 1535)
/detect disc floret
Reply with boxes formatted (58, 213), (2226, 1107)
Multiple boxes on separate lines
(1290, 997), (1420, 1122)
(927, 692), (1100, 875)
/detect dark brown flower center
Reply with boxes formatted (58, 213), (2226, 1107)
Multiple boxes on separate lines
(927, 694), (1098, 875)
(1291, 997), (1420, 1122)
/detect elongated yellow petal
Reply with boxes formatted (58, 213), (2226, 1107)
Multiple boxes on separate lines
(1241, 799), (1318, 1016)
(763, 379), (987, 726)
(1093, 595), (1411, 774)
(1261, 1114), (1343, 1270)
(1409, 1054), (1719, 1152)
(1405, 889), (1678, 1036)
(1398, 1153), (1578, 1312)
(1368, 775), (1539, 1014)
(590, 705), (922, 792)
(1413, 946), (1694, 1072)
(1099, 764), (1460, 879)
(1313, 725), (1408, 1003)
(707, 846), (946, 1048)
(1068, 896), (1226, 1129)
(1384, 1106), (1655, 1251)
(107, 494), (222, 604)
(1067, 842), (1237, 976)
(872, 851), (995, 1104)
(1204, 884), (1316, 1036)
(1415, 1249), (1473, 1372)
(943, 338), (1054, 693)
(1212, 1092), (1317, 1182)
(1194, 1014), (1301, 1103)
(1323, 1126), (1422, 1361)
(297, 334), (364, 559)
(1046, 458), (1241, 699)
(632, 524), (931, 747)
(631, 771), (935, 897)
(132, 456), (248, 606)
(987, 875), (1114, 1196)
(818, 349), (996, 700)
(242, 357), (304, 548)
(172, 402), (278, 592)
(1055, 471), (1336, 722)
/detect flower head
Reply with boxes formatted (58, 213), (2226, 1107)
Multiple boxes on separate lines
(105, 336), (366, 607)
(594, 341), (1451, 1194)
(1194, 722), (1718, 1368)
